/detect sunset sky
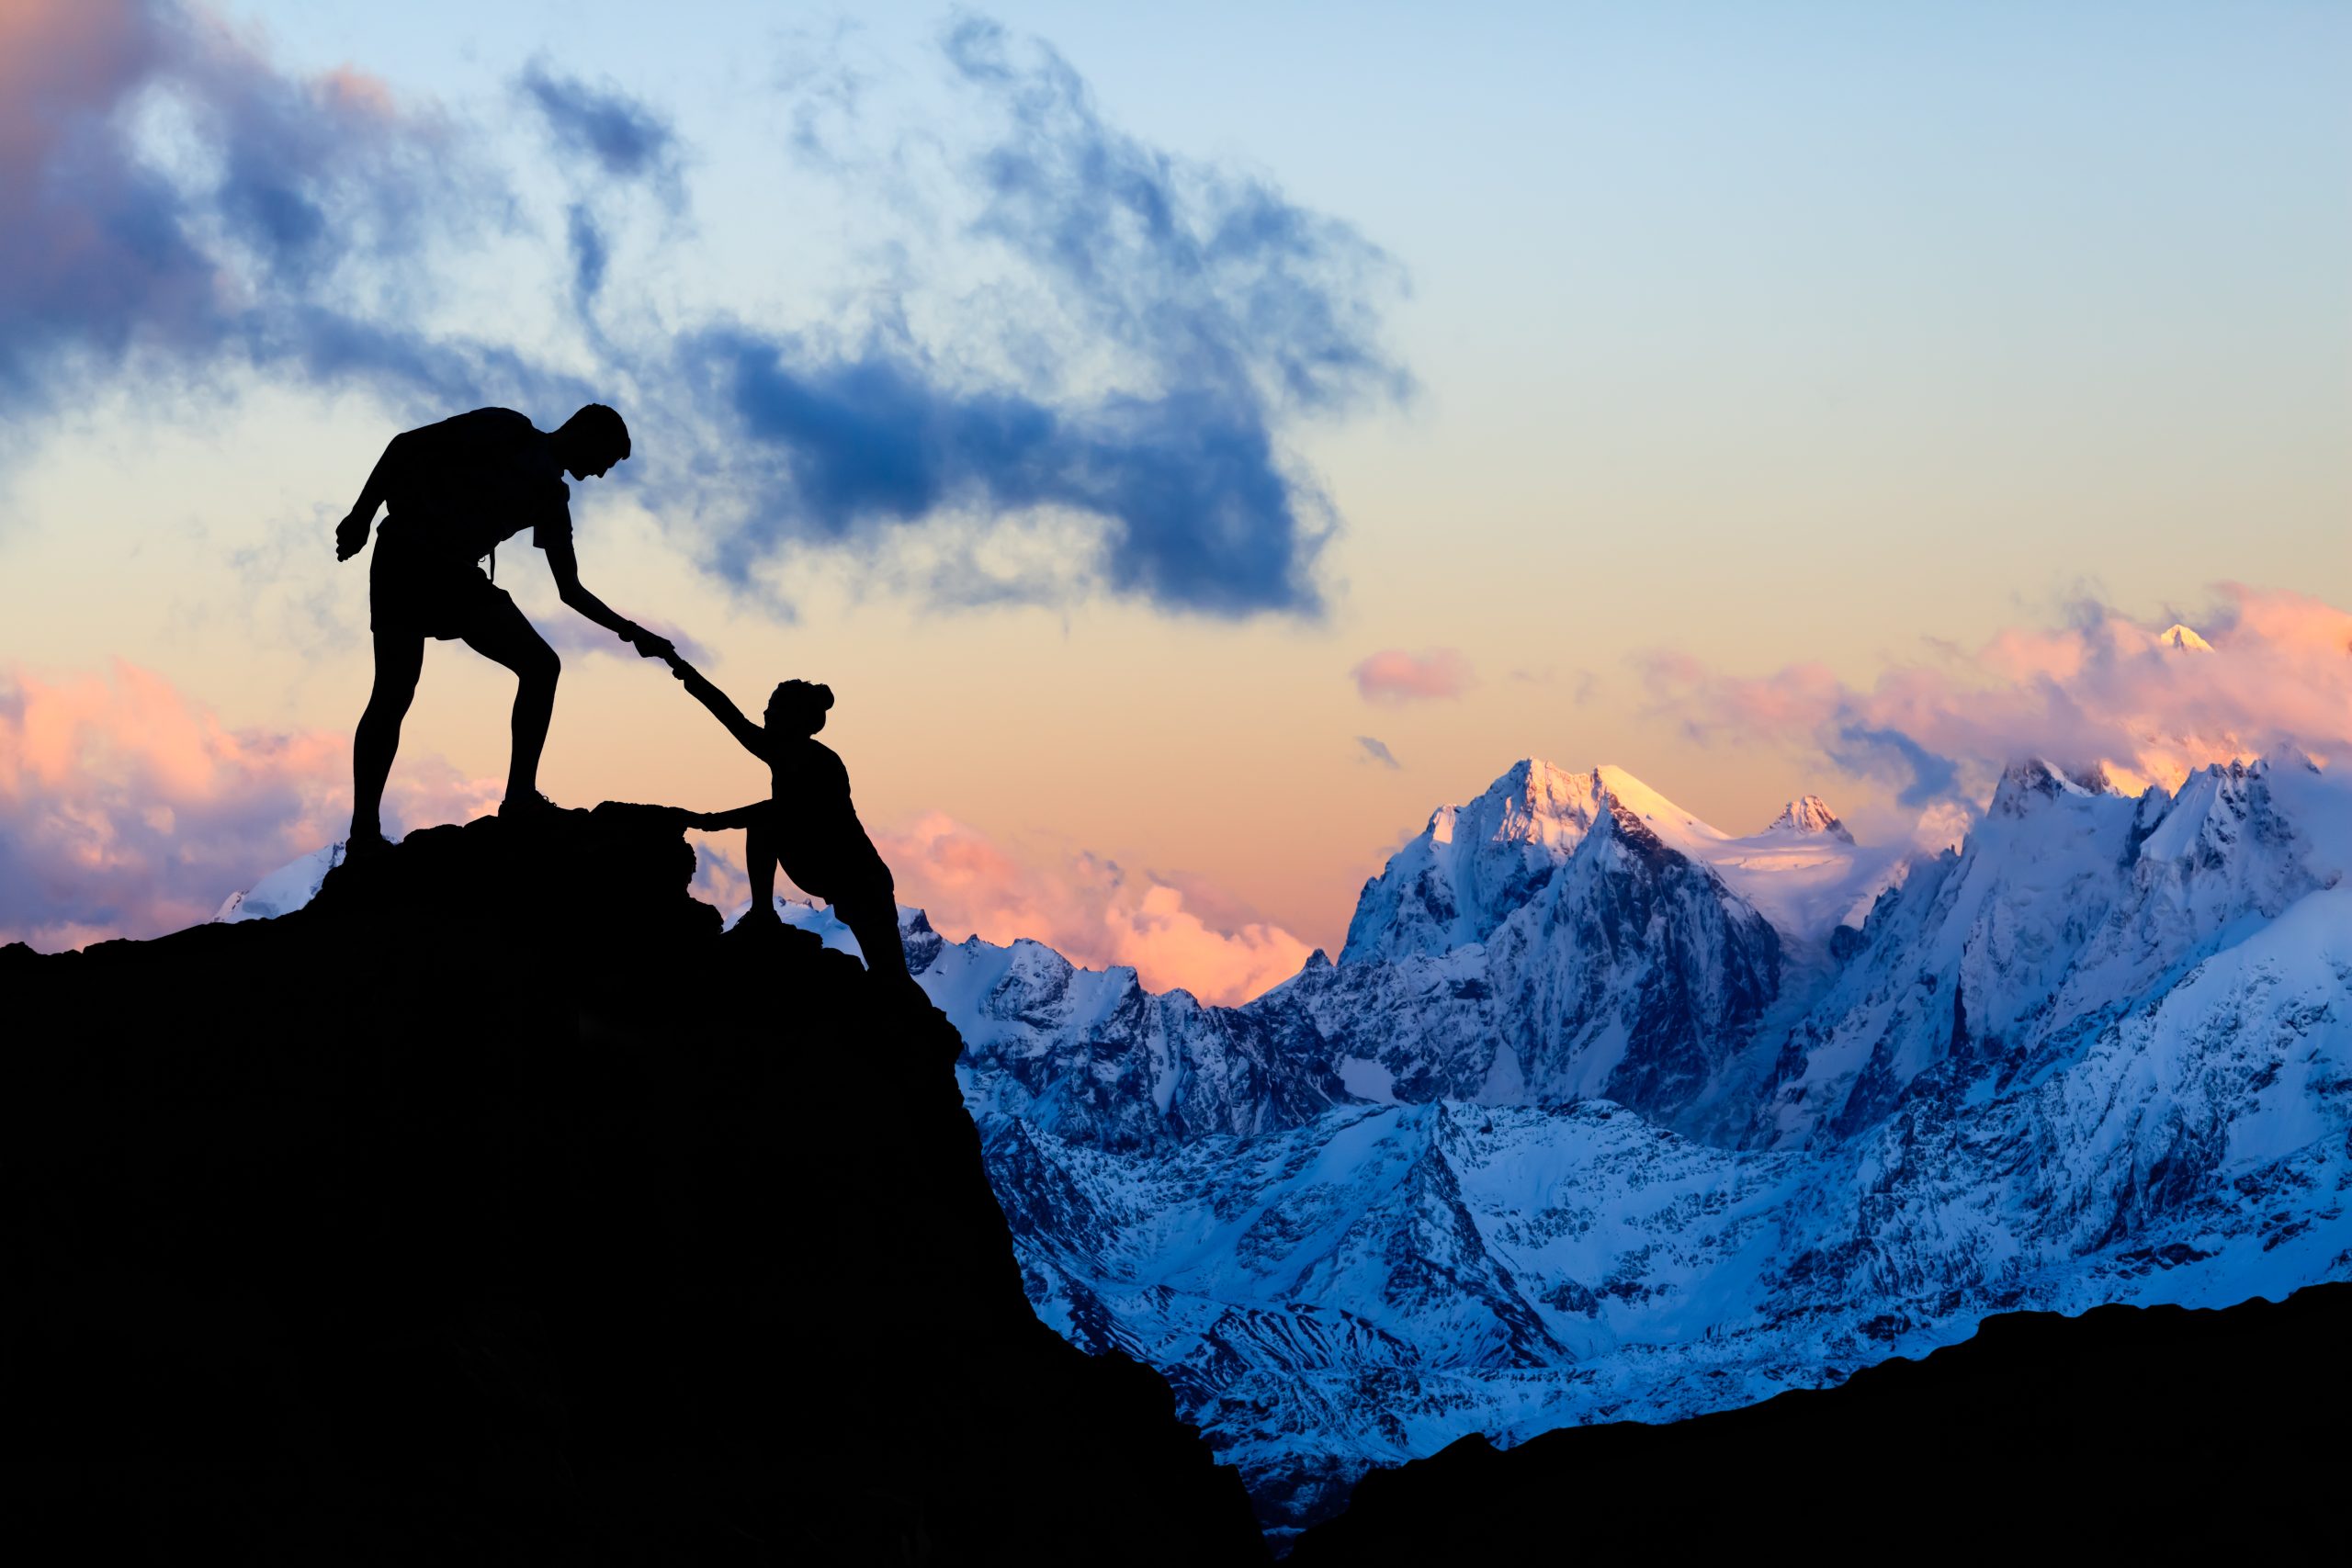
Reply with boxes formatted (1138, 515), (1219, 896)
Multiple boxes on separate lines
(5, 0), (2348, 997)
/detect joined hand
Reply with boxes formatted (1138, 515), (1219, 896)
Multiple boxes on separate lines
(622, 623), (675, 660)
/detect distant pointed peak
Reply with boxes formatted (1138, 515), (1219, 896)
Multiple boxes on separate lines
(2156, 623), (2213, 653)
(2065, 762), (2129, 796)
(1766, 795), (1854, 842)
(1454, 759), (1602, 841)
(1990, 758), (2105, 817)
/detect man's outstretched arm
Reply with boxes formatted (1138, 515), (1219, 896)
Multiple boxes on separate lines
(335, 432), (410, 560)
(545, 538), (674, 659)
(663, 655), (768, 759)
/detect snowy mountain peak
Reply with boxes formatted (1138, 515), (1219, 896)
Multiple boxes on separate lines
(212, 841), (345, 923)
(1344, 762), (1736, 966)
(1342, 761), (1606, 964)
(1459, 759), (1607, 845)
(2157, 623), (2214, 653)
(1765, 795), (1854, 842)
(1989, 757), (2098, 817)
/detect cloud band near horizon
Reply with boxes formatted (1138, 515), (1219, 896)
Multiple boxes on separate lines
(1639, 585), (2352, 819)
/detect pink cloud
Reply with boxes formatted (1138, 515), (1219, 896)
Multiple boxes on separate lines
(1639, 585), (2352, 814)
(1351, 648), (1474, 704)
(0, 660), (496, 950)
(696, 811), (1313, 1006)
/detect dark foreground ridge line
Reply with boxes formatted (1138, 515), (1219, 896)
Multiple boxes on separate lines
(1289, 1280), (2350, 1563)
(3, 804), (1265, 1565)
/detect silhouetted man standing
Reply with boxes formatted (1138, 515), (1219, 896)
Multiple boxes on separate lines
(334, 403), (672, 851)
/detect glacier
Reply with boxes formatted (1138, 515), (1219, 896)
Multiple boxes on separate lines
(213, 754), (2352, 1536)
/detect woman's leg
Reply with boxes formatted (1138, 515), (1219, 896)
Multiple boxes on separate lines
(838, 895), (910, 981)
(744, 805), (778, 921)
(700, 802), (778, 923)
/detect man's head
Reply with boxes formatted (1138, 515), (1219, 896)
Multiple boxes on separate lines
(765, 679), (833, 737)
(553, 403), (630, 480)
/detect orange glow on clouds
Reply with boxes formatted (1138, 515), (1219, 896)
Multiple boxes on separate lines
(0, 660), (495, 950)
(1351, 648), (1474, 705)
(1641, 585), (2352, 812)
(696, 809), (1315, 1006)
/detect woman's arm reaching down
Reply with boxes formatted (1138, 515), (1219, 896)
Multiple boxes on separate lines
(664, 654), (769, 760)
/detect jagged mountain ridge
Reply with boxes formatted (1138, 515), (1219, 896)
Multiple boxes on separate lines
(928, 753), (2352, 1531)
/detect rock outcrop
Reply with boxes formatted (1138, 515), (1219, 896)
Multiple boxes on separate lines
(1, 804), (1264, 1564)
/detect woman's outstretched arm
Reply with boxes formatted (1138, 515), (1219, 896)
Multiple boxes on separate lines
(663, 654), (769, 759)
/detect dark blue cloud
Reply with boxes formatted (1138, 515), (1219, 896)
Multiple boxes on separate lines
(1830, 724), (1962, 807)
(691, 329), (1319, 615)
(519, 62), (683, 191)
(565, 202), (611, 306)
(517, 64), (683, 318)
(684, 20), (1407, 616)
(0, 0), (568, 424)
(1355, 736), (1401, 770)
(944, 17), (1408, 419)
(5, 6), (1407, 623)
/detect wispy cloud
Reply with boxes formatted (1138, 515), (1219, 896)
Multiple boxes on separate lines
(519, 62), (683, 192)
(0, 660), (495, 950)
(534, 613), (709, 667)
(674, 18), (1409, 617)
(1352, 648), (1474, 704)
(518, 60), (684, 311)
(1638, 585), (2352, 815)
(1355, 735), (1401, 769)
(0, 0), (571, 423)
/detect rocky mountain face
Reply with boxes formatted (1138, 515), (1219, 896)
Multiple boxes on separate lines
(1284, 1281), (2350, 1563)
(905, 755), (2352, 1537)
(4, 807), (1264, 1564)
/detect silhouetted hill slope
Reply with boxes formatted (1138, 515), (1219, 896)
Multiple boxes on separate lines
(1288, 1282), (2349, 1563)
(2, 805), (1265, 1565)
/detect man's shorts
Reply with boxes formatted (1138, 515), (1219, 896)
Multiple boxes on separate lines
(370, 515), (513, 640)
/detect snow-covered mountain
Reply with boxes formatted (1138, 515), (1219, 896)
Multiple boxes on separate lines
(212, 754), (2352, 1537)
(928, 755), (2352, 1532)
(212, 841), (345, 922)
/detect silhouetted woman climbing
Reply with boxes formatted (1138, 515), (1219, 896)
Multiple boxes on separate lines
(664, 656), (911, 985)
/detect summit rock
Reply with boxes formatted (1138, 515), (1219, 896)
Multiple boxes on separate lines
(5, 804), (1264, 1563)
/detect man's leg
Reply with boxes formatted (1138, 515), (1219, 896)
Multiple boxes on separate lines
(352, 629), (425, 842)
(458, 593), (560, 805)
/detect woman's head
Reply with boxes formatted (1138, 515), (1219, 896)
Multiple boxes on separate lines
(765, 678), (834, 735)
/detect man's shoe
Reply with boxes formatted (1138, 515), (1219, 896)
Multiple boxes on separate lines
(498, 790), (559, 819)
(343, 830), (391, 861)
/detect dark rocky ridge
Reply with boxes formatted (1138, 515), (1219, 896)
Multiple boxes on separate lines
(1290, 1281), (2349, 1563)
(2, 805), (1265, 1564)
